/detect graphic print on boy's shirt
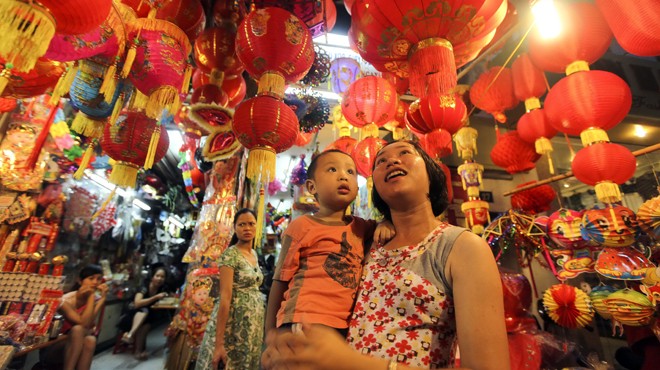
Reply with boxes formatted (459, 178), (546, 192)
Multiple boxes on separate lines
(323, 232), (361, 291)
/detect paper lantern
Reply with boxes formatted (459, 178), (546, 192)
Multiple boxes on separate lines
(0, 98), (17, 113)
(461, 199), (490, 235)
(480, 0), (518, 56)
(417, 130), (453, 159)
(543, 284), (593, 329)
(341, 76), (398, 136)
(121, 0), (175, 18)
(305, 0), (337, 36)
(581, 205), (638, 248)
(405, 94), (466, 135)
(382, 71), (409, 96)
(571, 142), (636, 204)
(589, 285), (617, 320)
(595, 246), (654, 281)
(235, 7), (315, 98)
(535, 209), (587, 250)
(637, 195), (660, 238)
(329, 58), (362, 96)
(517, 109), (557, 173)
(192, 84), (229, 107)
(213, 0), (246, 26)
(350, 0), (507, 97)
(352, 137), (386, 180)
(40, 0), (112, 35)
(545, 70), (632, 137)
(596, 0), (660, 57)
(469, 66), (518, 123)
(232, 95), (299, 182)
(603, 289), (655, 326)
(156, 0), (206, 43)
(325, 136), (358, 156)
(194, 26), (243, 81)
(294, 131), (315, 148)
(528, 2), (612, 75)
(383, 100), (409, 140)
(490, 131), (540, 174)
(457, 161), (484, 199)
(1, 58), (66, 99)
(222, 75), (247, 108)
(101, 111), (169, 188)
(511, 182), (556, 215)
(124, 18), (192, 119)
(511, 53), (546, 112)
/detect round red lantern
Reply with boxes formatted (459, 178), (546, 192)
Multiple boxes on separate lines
(511, 181), (556, 215)
(352, 137), (386, 180)
(192, 84), (229, 106)
(544, 70), (631, 137)
(101, 110), (170, 188)
(0, 98), (17, 113)
(341, 76), (398, 136)
(194, 26), (243, 81)
(40, 0), (112, 35)
(490, 131), (541, 174)
(596, 0), (660, 57)
(235, 7), (315, 98)
(405, 94), (466, 135)
(222, 74), (247, 108)
(417, 130), (453, 159)
(232, 95), (299, 182)
(156, 0), (206, 43)
(470, 66), (518, 123)
(517, 109), (557, 173)
(294, 130), (315, 148)
(192, 69), (210, 90)
(325, 136), (358, 156)
(571, 142), (636, 204)
(528, 2), (611, 75)
(1, 58), (66, 99)
(382, 71), (409, 96)
(384, 100), (409, 140)
(511, 53), (546, 112)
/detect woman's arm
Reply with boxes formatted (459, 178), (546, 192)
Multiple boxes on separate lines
(133, 291), (167, 309)
(91, 284), (109, 325)
(446, 231), (510, 370)
(212, 266), (234, 366)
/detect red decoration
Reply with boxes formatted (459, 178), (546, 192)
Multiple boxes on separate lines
(232, 95), (299, 181)
(101, 110), (170, 188)
(341, 76), (398, 134)
(417, 130), (453, 159)
(528, 2), (612, 74)
(511, 53), (546, 111)
(344, 0), (355, 14)
(1, 58), (66, 99)
(191, 84), (229, 107)
(500, 269), (534, 332)
(306, 0), (337, 34)
(222, 75), (247, 108)
(480, 1), (518, 56)
(294, 130), (315, 147)
(156, 0), (206, 42)
(596, 0), (660, 57)
(382, 71), (409, 96)
(0, 98), (17, 113)
(517, 108), (557, 173)
(405, 94), (466, 135)
(571, 142), (636, 203)
(469, 66), (518, 123)
(545, 70), (631, 137)
(349, 0), (507, 97)
(40, 0), (112, 35)
(490, 131), (540, 174)
(543, 284), (593, 329)
(194, 26), (244, 79)
(352, 137), (386, 179)
(461, 199), (490, 235)
(325, 136), (358, 156)
(511, 182), (556, 215)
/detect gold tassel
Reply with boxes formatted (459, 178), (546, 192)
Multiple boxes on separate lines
(181, 64), (192, 94)
(109, 161), (139, 188)
(71, 112), (105, 138)
(91, 187), (117, 220)
(246, 146), (276, 183)
(608, 204), (621, 231)
(147, 6), (158, 19)
(535, 137), (555, 174)
(49, 63), (78, 106)
(130, 89), (149, 110)
(467, 186), (480, 198)
(73, 141), (96, 180)
(143, 125), (161, 170)
(524, 97), (541, 112)
(121, 37), (139, 79)
(595, 181), (622, 204)
(580, 128), (610, 147)
(0, 68), (11, 96)
(367, 177), (373, 209)
(209, 69), (225, 87)
(146, 86), (178, 119)
(254, 185), (266, 249)
(361, 123), (379, 139)
(100, 59), (118, 103)
(110, 93), (124, 125)
(257, 72), (286, 98)
(565, 60), (590, 76)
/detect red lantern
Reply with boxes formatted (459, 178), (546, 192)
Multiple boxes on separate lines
(511, 53), (546, 111)
(1, 58), (66, 99)
(192, 69), (211, 90)
(382, 71), (409, 96)
(235, 7), (315, 97)
(101, 110), (170, 188)
(192, 84), (229, 106)
(120, 0), (174, 18)
(156, 0), (206, 43)
(511, 182), (556, 215)
(350, 0), (507, 97)
(517, 109), (557, 173)
(40, 0), (112, 35)
(341, 76), (398, 136)
(480, 1), (518, 56)
(352, 137), (386, 180)
(469, 66), (518, 123)
(544, 70), (631, 137)
(232, 95), (299, 181)
(490, 131), (541, 174)
(405, 94), (466, 135)
(344, 0), (355, 14)
(384, 100), (409, 140)
(325, 136), (358, 156)
(306, 0), (337, 35)
(0, 98), (17, 113)
(461, 199), (490, 235)
(417, 130), (453, 159)
(222, 74), (247, 108)
(194, 26), (244, 80)
(571, 142), (636, 204)
(294, 130), (315, 147)
(528, 2), (611, 74)
(596, 0), (660, 57)
(213, 0), (246, 26)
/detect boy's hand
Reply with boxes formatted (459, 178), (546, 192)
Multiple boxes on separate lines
(374, 220), (395, 245)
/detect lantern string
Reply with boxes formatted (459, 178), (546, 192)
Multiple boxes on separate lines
(467, 22), (536, 119)
(563, 132), (576, 157)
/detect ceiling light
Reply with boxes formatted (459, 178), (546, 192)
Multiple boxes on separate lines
(563, 183), (570, 188)
(532, 0), (562, 39)
(634, 124), (647, 138)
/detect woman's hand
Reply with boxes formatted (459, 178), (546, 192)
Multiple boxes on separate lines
(157, 292), (168, 300)
(212, 344), (228, 369)
(97, 284), (109, 298)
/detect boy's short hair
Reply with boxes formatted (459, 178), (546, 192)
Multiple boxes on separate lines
(307, 149), (353, 180)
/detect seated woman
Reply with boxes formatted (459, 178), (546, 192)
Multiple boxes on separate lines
(42, 264), (107, 370)
(117, 265), (169, 360)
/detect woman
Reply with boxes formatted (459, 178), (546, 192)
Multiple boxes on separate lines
(118, 265), (169, 360)
(44, 264), (107, 370)
(263, 140), (509, 370)
(196, 208), (264, 370)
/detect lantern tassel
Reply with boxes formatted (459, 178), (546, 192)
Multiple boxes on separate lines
(580, 128), (610, 147)
(143, 125), (161, 170)
(535, 137), (555, 174)
(91, 187), (117, 220)
(25, 104), (58, 170)
(409, 38), (456, 97)
(254, 185), (266, 249)
(595, 181), (622, 204)
(109, 161), (139, 188)
(71, 112), (105, 138)
(49, 63), (78, 106)
(100, 60), (118, 103)
(181, 64), (192, 94)
(366, 177), (373, 209)
(0, 68), (11, 96)
(73, 141), (96, 180)
(130, 89), (149, 110)
(247, 146), (276, 183)
(121, 36), (139, 79)
(608, 204), (621, 231)
(110, 93), (124, 125)
(524, 97), (541, 112)
(146, 86), (178, 119)
(360, 123), (379, 139)
(257, 72), (286, 98)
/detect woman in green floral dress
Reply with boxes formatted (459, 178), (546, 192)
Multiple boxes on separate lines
(196, 209), (264, 370)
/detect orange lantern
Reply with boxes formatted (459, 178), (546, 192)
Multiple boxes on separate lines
(325, 136), (358, 156)
(1, 58), (66, 99)
(461, 199), (490, 235)
(469, 66), (518, 123)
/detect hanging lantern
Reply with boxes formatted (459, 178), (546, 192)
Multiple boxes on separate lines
(603, 289), (655, 326)
(461, 199), (490, 235)
(454, 127), (479, 161)
(0, 98), (17, 113)
(40, 0), (112, 35)
(382, 71), (409, 96)
(331, 105), (355, 138)
(213, 0), (246, 26)
(1, 58), (66, 99)
(457, 161), (484, 199)
(528, 2), (612, 75)
(417, 130), (453, 160)
(596, 0), (660, 57)
(325, 136), (358, 156)
(350, 0), (507, 97)
(194, 26), (244, 85)
(352, 137), (386, 180)
(582, 205), (638, 248)
(571, 142), (636, 204)
(306, 0), (337, 36)
(235, 7), (315, 98)
(405, 94), (466, 136)
(232, 95), (299, 182)
(511, 53), (546, 112)
(479, 0), (518, 57)
(637, 195), (660, 238)
(222, 74), (247, 109)
(384, 100), (409, 140)
(589, 285), (617, 320)
(329, 58), (362, 96)
(595, 246), (654, 281)
(341, 76), (398, 137)
(294, 130), (315, 148)
(191, 84), (229, 107)
(535, 209), (587, 250)
(469, 66), (518, 123)
(156, 0), (206, 43)
(517, 109), (557, 173)
(121, 0), (175, 18)
(490, 131), (540, 174)
(543, 284), (593, 329)
(101, 111), (170, 188)
(545, 70), (632, 137)
(511, 182), (556, 215)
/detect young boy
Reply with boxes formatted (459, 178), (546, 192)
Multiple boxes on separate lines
(265, 149), (394, 336)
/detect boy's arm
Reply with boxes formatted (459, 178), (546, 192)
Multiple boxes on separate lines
(373, 219), (395, 245)
(265, 231), (298, 333)
(265, 280), (287, 332)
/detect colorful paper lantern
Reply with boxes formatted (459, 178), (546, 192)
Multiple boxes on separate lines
(329, 58), (361, 96)
(595, 246), (654, 281)
(457, 161), (484, 199)
(405, 94), (466, 135)
(589, 285), (617, 320)
(510, 182), (556, 215)
(603, 289), (655, 326)
(543, 284), (593, 329)
(232, 95), (299, 182)
(581, 205), (638, 248)
(341, 76), (398, 136)
(637, 195), (660, 238)
(490, 131), (540, 174)
(469, 66), (518, 123)
(536, 209), (587, 250)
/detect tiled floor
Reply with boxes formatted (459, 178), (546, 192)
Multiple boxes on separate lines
(91, 326), (168, 370)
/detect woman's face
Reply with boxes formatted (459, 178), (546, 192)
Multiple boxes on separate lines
(80, 274), (103, 290)
(234, 212), (257, 243)
(372, 142), (429, 205)
(152, 269), (166, 287)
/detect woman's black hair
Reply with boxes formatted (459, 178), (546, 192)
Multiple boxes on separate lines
(71, 264), (103, 291)
(229, 208), (257, 246)
(371, 140), (450, 222)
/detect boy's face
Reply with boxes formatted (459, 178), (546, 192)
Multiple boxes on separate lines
(306, 152), (358, 209)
